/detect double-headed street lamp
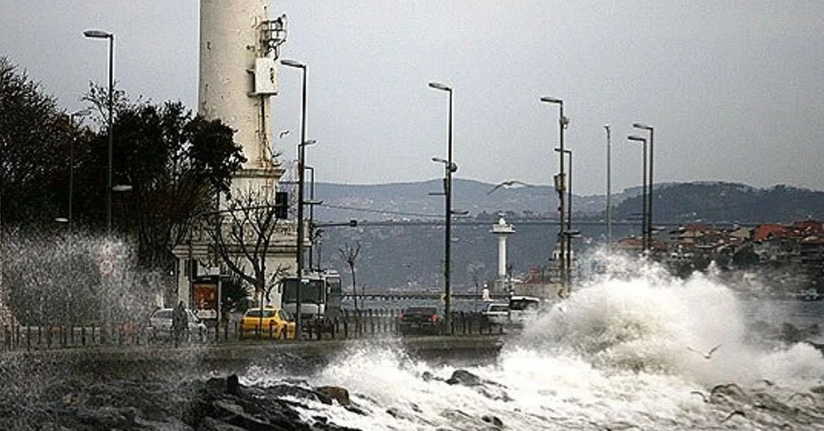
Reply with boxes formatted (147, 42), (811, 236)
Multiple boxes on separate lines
(628, 135), (649, 251)
(83, 29), (115, 234)
(633, 123), (654, 251)
(540, 96), (568, 288)
(281, 58), (309, 337)
(429, 81), (454, 333)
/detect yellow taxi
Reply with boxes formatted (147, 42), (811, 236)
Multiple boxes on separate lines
(239, 306), (296, 340)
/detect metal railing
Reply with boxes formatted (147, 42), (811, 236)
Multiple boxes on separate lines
(0, 309), (506, 351)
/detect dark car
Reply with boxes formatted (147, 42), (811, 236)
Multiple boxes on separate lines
(398, 306), (442, 335)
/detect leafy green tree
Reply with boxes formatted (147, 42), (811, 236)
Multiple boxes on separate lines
(0, 57), (77, 227)
(1, 58), (246, 273)
(84, 95), (247, 270)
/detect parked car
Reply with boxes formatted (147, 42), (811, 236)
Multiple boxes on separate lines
(240, 307), (296, 340)
(398, 306), (442, 335)
(508, 295), (542, 327)
(481, 302), (509, 326)
(148, 307), (206, 342)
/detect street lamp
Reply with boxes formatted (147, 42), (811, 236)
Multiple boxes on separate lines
(555, 148), (573, 290)
(633, 123), (654, 251)
(540, 96), (568, 288)
(83, 29), (115, 234)
(628, 134), (648, 252)
(305, 165), (316, 270)
(281, 58), (308, 337)
(56, 109), (93, 230)
(429, 80), (454, 333)
(604, 124), (612, 248)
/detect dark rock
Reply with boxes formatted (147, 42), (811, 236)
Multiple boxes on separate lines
(446, 369), (482, 386)
(198, 417), (248, 431)
(227, 374), (242, 396)
(482, 414), (504, 428)
(317, 386), (350, 406)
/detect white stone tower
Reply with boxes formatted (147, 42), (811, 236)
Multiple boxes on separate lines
(490, 216), (515, 281)
(199, 0), (286, 194)
(174, 1), (291, 306)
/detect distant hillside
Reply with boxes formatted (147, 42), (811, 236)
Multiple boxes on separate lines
(612, 182), (824, 225)
(311, 179), (824, 225)
(312, 178), (642, 223)
(306, 180), (824, 290)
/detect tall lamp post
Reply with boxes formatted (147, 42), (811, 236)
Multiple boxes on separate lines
(305, 165), (316, 270)
(540, 96), (567, 288)
(628, 135), (648, 252)
(429, 81), (454, 333)
(604, 124), (612, 248)
(633, 123), (654, 251)
(83, 29), (114, 234)
(281, 58), (308, 337)
(554, 148), (573, 289)
(56, 109), (92, 231)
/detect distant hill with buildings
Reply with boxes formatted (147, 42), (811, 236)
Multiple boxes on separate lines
(311, 179), (824, 226)
(303, 180), (824, 291)
(611, 182), (824, 226)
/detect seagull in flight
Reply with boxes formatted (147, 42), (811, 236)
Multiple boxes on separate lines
(719, 410), (745, 423)
(487, 180), (534, 195)
(690, 391), (709, 403)
(687, 344), (721, 359)
(278, 130), (290, 139)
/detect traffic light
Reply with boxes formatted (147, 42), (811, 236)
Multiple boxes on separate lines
(275, 192), (289, 219)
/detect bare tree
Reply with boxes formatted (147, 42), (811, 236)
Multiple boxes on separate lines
(467, 262), (486, 311)
(207, 188), (290, 306)
(338, 241), (361, 312)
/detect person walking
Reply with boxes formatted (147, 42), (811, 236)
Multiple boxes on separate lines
(172, 301), (187, 347)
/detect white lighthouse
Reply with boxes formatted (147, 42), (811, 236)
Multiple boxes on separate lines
(490, 216), (515, 283)
(174, 1), (291, 305)
(199, 0), (286, 194)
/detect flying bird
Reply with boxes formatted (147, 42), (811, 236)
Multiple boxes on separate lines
(719, 410), (745, 423)
(690, 391), (709, 403)
(487, 180), (533, 195)
(278, 130), (290, 139)
(687, 344), (722, 359)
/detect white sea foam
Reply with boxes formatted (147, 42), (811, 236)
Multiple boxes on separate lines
(250, 254), (824, 430)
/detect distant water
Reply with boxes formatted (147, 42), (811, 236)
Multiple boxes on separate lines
(245, 254), (824, 430)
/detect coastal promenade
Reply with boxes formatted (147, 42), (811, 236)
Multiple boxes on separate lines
(0, 334), (506, 378)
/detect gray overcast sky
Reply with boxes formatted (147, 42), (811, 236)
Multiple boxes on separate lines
(2, 1), (823, 195)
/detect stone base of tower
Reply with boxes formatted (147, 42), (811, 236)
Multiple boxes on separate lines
(229, 166), (285, 200)
(172, 165), (298, 311)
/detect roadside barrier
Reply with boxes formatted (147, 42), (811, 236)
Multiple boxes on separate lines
(0, 309), (507, 351)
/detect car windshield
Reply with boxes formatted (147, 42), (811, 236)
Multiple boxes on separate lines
(245, 309), (275, 318)
(510, 298), (539, 311)
(282, 278), (324, 304)
(152, 309), (172, 319)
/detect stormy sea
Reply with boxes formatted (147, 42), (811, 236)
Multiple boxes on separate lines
(2, 254), (824, 430)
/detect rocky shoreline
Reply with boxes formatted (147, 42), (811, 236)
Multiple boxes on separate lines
(0, 336), (504, 430)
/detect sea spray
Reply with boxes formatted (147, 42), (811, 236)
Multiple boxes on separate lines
(272, 253), (824, 430)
